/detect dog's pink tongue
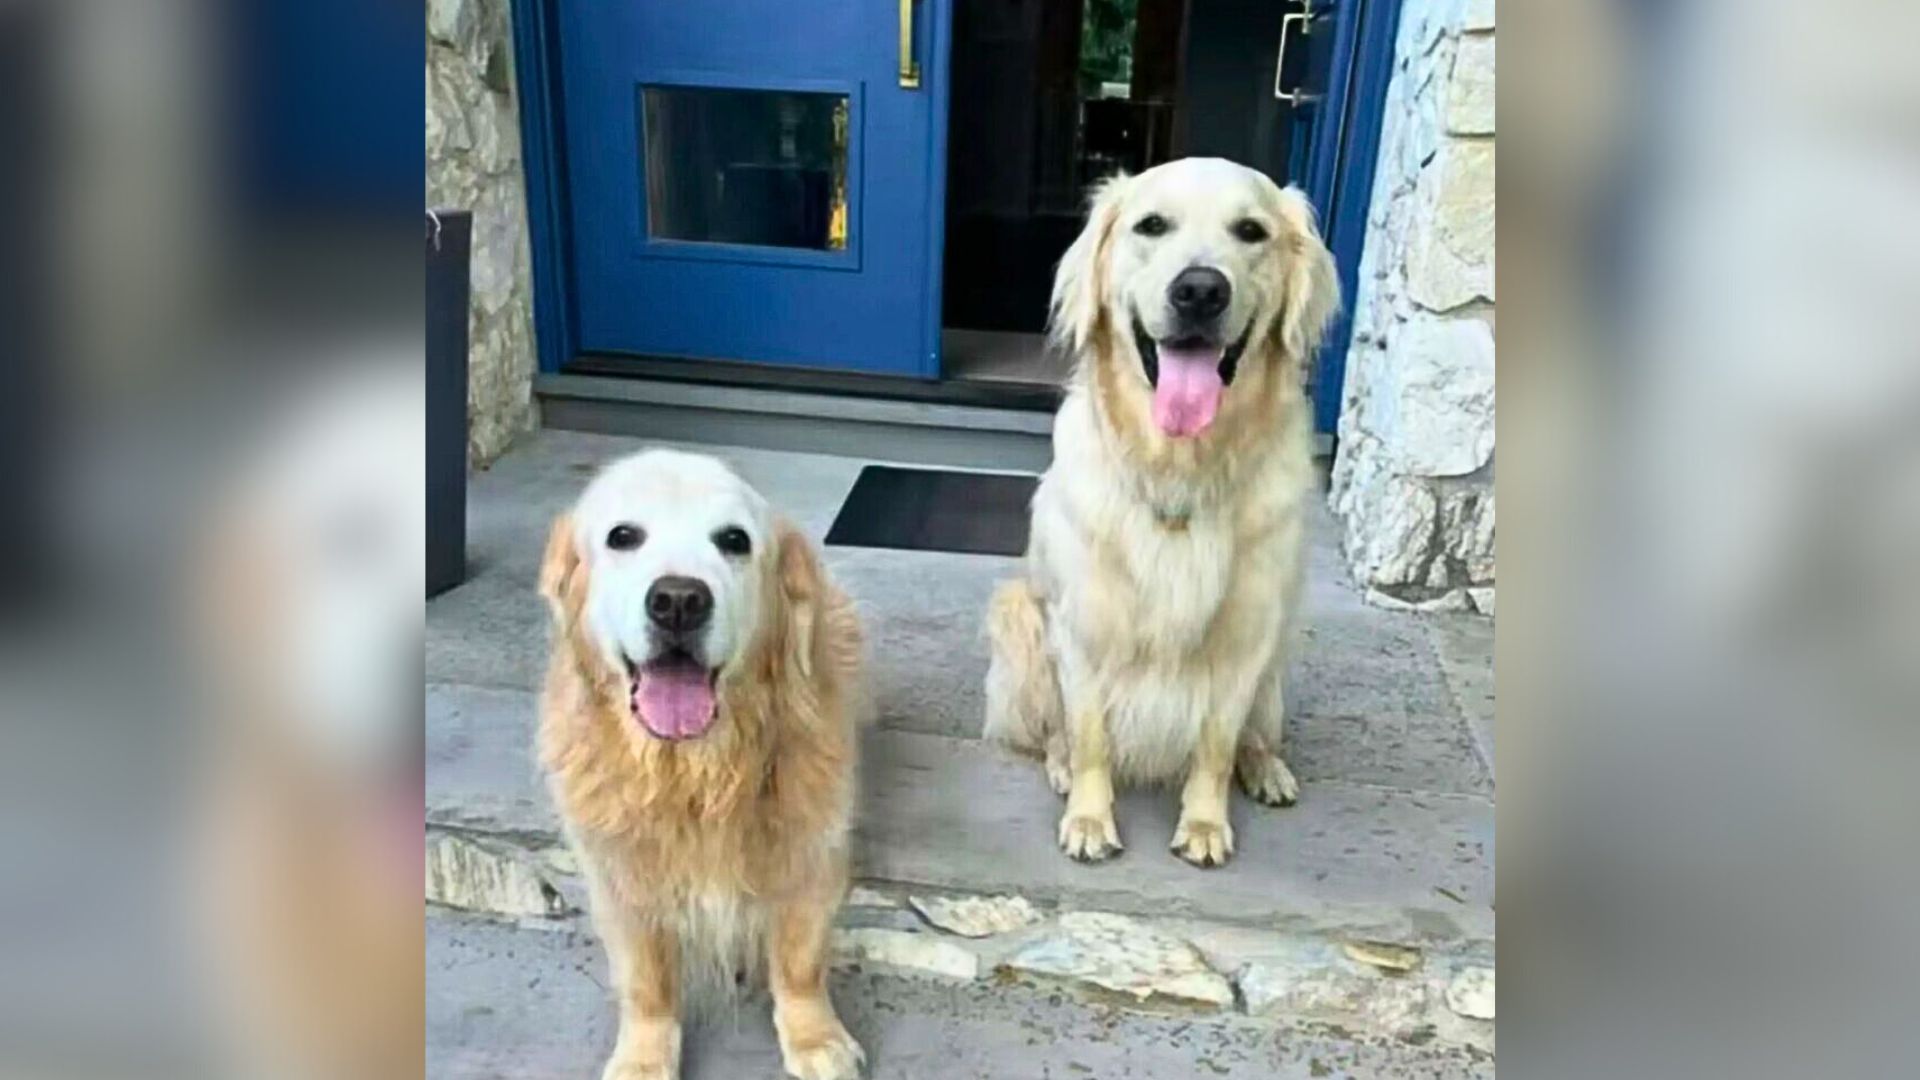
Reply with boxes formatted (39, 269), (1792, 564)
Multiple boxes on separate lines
(633, 660), (716, 739)
(1152, 346), (1225, 437)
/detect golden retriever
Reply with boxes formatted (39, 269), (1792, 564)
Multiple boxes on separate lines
(538, 449), (865, 1080)
(984, 158), (1340, 867)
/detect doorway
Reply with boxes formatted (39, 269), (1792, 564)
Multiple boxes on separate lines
(939, 0), (1321, 389)
(511, 0), (1396, 434)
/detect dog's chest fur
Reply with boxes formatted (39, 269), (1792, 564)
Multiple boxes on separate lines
(1029, 393), (1309, 776)
(539, 660), (854, 916)
(1037, 396), (1306, 663)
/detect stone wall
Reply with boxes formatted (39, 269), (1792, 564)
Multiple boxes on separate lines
(427, 0), (538, 466)
(1330, 0), (1495, 614)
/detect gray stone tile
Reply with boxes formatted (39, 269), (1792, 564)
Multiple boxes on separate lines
(1428, 613), (1496, 782)
(823, 546), (1013, 740)
(1286, 607), (1493, 796)
(427, 572), (549, 692)
(429, 911), (1495, 1080)
(426, 682), (545, 828)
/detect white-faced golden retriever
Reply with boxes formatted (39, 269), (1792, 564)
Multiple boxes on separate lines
(538, 449), (865, 1080)
(984, 158), (1339, 867)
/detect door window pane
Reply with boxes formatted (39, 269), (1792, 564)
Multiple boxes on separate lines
(640, 86), (849, 251)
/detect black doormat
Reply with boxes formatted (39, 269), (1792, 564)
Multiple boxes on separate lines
(824, 466), (1038, 556)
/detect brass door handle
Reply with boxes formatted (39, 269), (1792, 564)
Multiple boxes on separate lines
(1273, 10), (1319, 104)
(899, 0), (921, 88)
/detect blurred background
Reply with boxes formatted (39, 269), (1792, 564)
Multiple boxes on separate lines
(1, 0), (1917, 1077)
(1500, 0), (1920, 1076)
(0, 1), (422, 1077)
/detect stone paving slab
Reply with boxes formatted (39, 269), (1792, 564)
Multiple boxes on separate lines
(426, 682), (1494, 943)
(1429, 615), (1497, 783)
(429, 910), (1494, 1080)
(852, 726), (1494, 942)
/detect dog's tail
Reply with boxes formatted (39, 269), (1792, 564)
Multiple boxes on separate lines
(982, 580), (1061, 754)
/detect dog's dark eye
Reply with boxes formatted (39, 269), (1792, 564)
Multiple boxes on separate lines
(712, 526), (752, 557)
(1133, 213), (1171, 238)
(1230, 218), (1270, 244)
(606, 524), (644, 551)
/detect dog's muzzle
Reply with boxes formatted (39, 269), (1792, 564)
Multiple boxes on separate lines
(1131, 309), (1254, 440)
(626, 575), (720, 740)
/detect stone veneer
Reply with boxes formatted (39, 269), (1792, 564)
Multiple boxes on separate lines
(427, 0), (538, 466)
(1330, 0), (1495, 614)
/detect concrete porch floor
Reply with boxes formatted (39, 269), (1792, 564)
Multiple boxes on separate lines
(427, 429), (1495, 1078)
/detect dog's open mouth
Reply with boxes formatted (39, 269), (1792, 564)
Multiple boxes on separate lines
(1132, 315), (1253, 439)
(624, 649), (719, 740)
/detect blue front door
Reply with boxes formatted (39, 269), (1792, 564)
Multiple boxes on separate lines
(557, 0), (951, 377)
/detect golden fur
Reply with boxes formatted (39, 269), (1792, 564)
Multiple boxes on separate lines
(985, 158), (1339, 867)
(539, 480), (866, 1080)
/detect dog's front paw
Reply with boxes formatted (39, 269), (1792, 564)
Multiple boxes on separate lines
(1171, 816), (1235, 868)
(779, 1021), (866, 1080)
(601, 1018), (681, 1080)
(1236, 751), (1300, 807)
(1058, 809), (1123, 861)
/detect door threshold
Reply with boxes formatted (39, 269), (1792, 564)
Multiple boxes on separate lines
(564, 354), (1063, 413)
(535, 372), (1055, 473)
(555, 355), (1332, 459)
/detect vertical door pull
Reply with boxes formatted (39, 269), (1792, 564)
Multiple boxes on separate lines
(1273, 10), (1318, 103)
(899, 0), (921, 88)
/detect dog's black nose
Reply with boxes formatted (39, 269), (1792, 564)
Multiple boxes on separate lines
(1168, 267), (1231, 322)
(646, 576), (713, 634)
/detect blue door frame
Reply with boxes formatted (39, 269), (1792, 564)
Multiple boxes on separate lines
(509, 0), (1403, 435)
(1296, 0), (1403, 436)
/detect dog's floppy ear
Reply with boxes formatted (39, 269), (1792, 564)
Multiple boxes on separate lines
(1270, 186), (1342, 369)
(772, 519), (824, 681)
(538, 513), (586, 625)
(1048, 172), (1132, 356)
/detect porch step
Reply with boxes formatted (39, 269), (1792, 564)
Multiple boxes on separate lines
(534, 372), (1055, 472)
(426, 680), (1494, 945)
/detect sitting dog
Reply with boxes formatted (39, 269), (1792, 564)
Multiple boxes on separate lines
(984, 158), (1340, 867)
(538, 449), (865, 1080)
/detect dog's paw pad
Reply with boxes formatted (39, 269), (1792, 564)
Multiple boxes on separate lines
(780, 1027), (865, 1080)
(1171, 818), (1235, 867)
(1238, 753), (1300, 808)
(1058, 811), (1123, 861)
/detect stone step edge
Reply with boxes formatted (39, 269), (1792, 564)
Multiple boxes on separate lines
(427, 830), (1495, 1054)
(535, 373), (1057, 436)
(425, 805), (1493, 947)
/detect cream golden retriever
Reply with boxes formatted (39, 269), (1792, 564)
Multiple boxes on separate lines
(984, 158), (1339, 867)
(538, 449), (865, 1080)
